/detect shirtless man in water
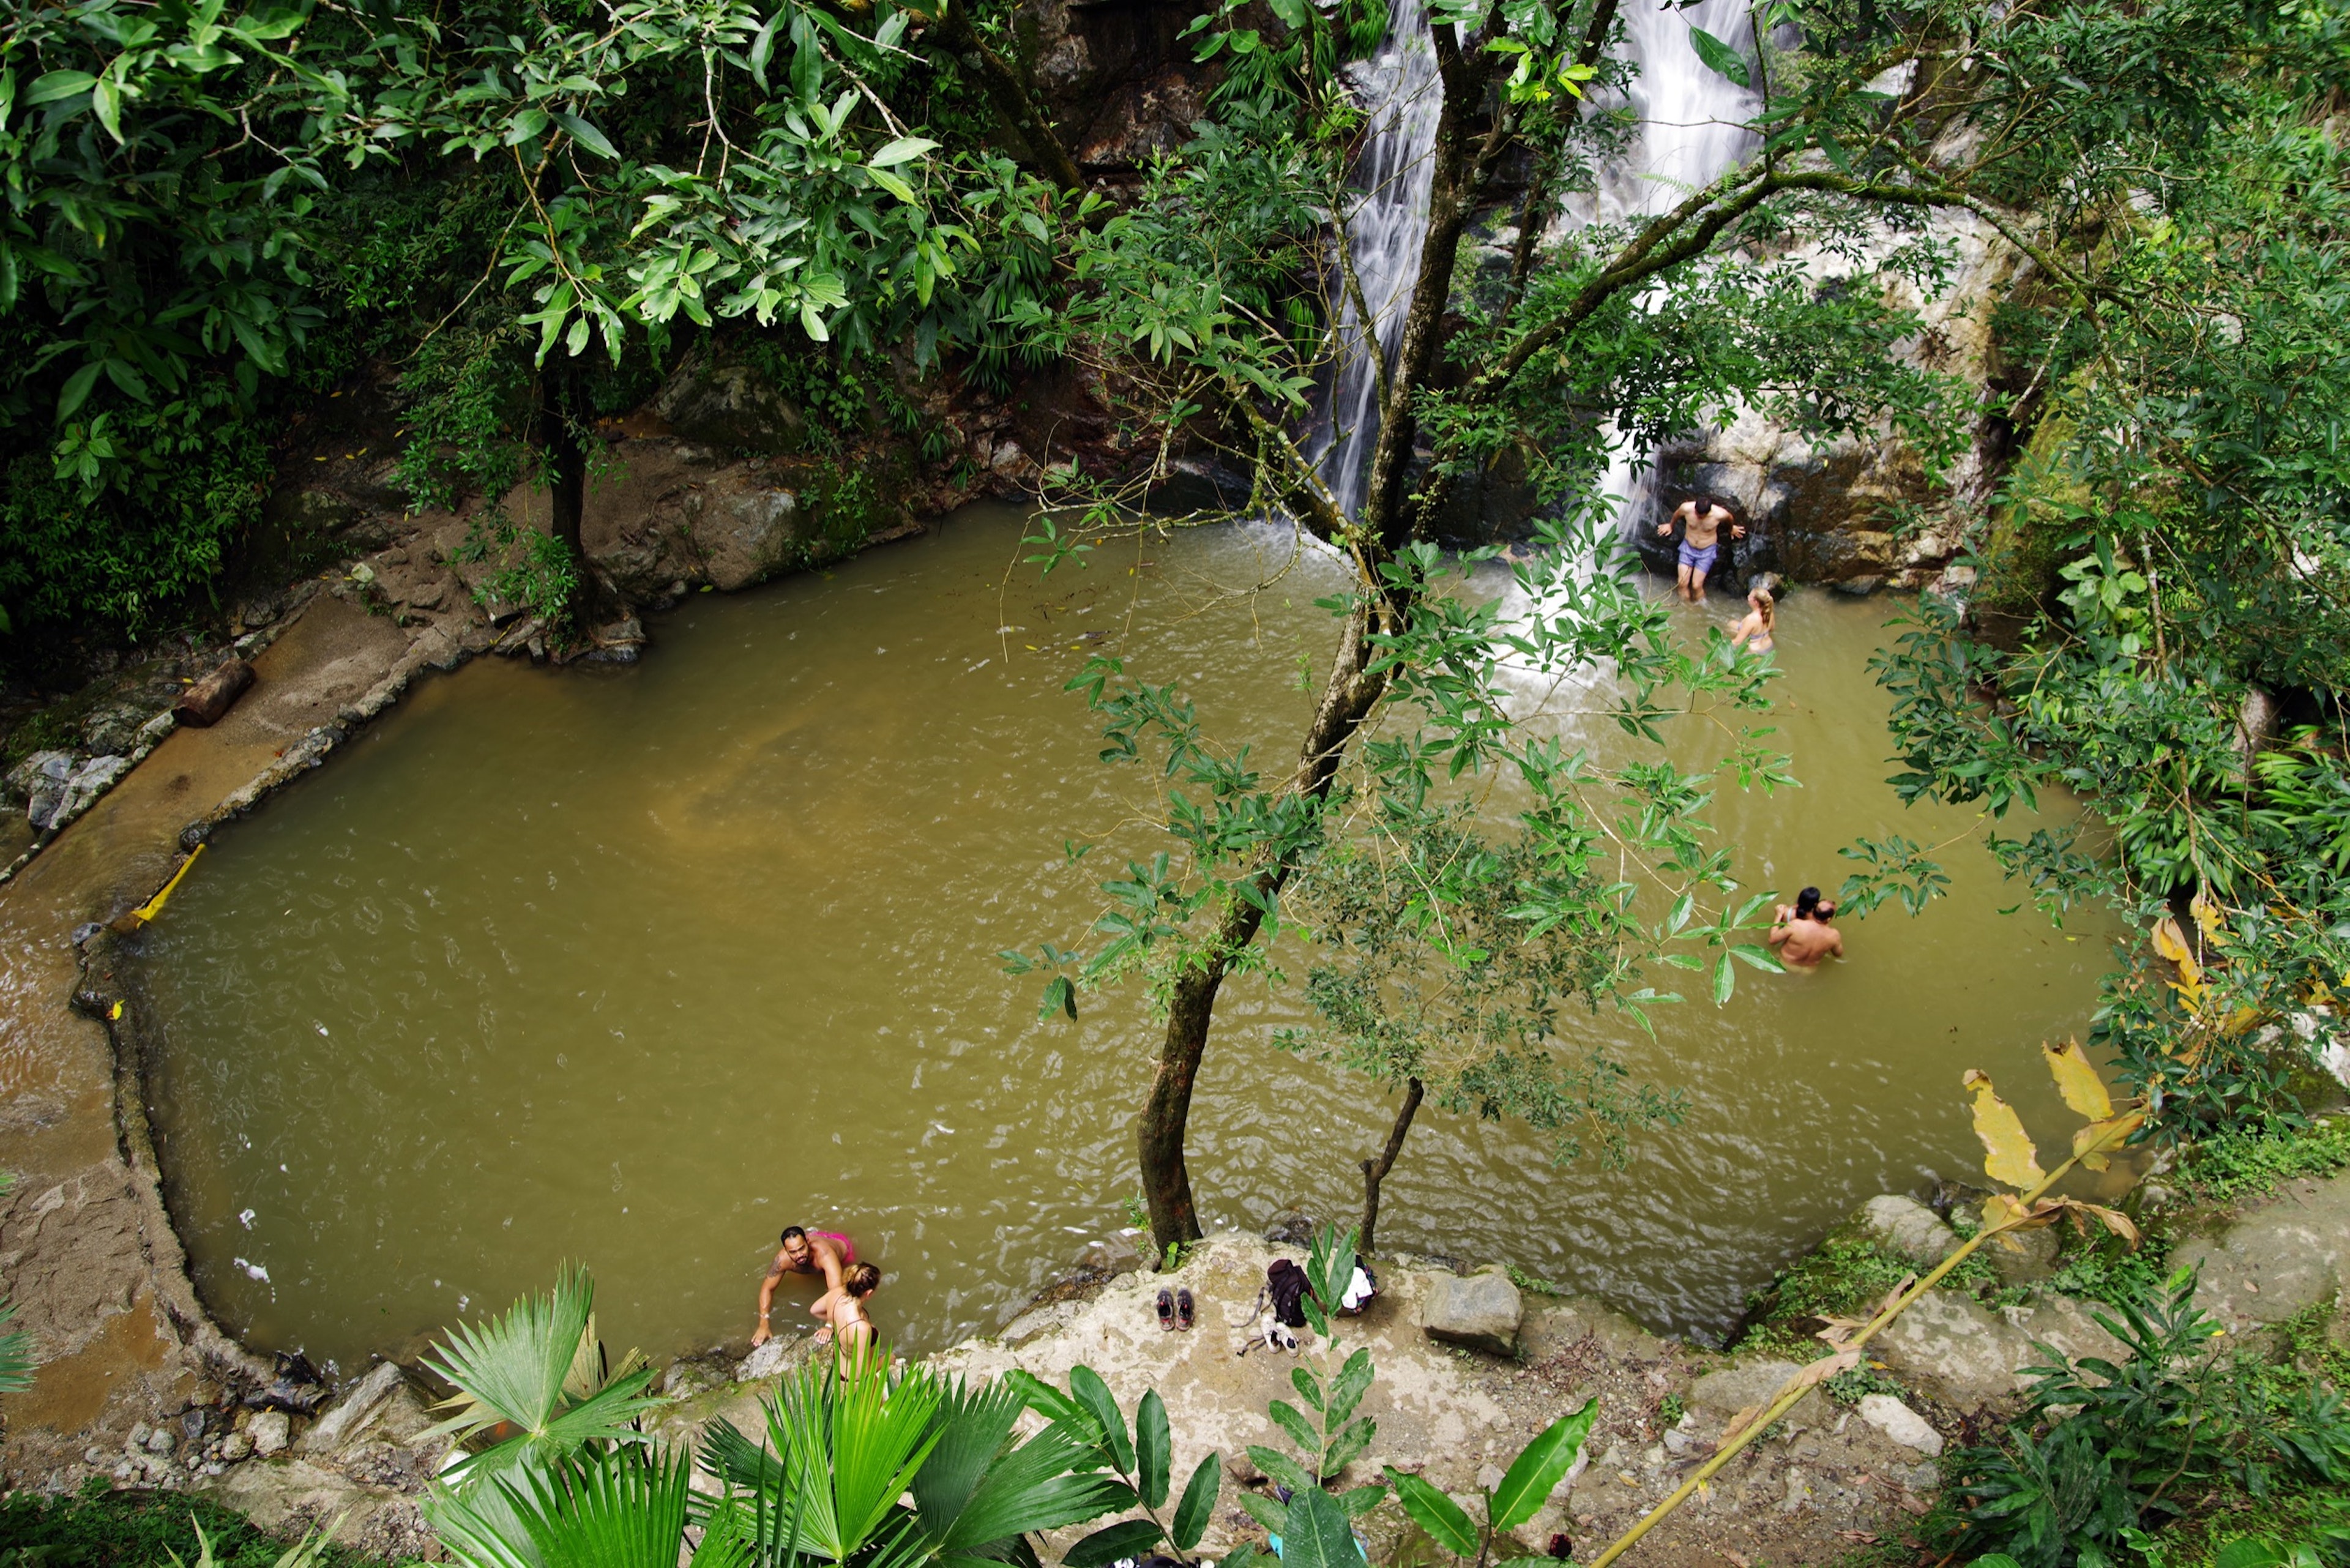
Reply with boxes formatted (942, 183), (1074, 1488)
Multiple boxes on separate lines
(1658, 495), (1745, 602)
(1767, 886), (1845, 968)
(752, 1225), (857, 1346)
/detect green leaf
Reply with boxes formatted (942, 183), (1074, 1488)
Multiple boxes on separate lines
(56, 361), (104, 420)
(1171, 1451), (1222, 1551)
(1688, 27), (1750, 88)
(552, 112), (619, 161)
(1269, 1398), (1319, 1454)
(1712, 952), (1735, 1006)
(869, 135), (940, 167)
(24, 70), (97, 107)
(1384, 1471), (1477, 1558)
(1283, 1482), (1363, 1568)
(1490, 1398), (1598, 1531)
(1136, 1389), (1171, 1510)
(90, 77), (124, 144)
(2215, 1544), (2286, 1568)
(1067, 1366), (1135, 1474)
(1064, 1520), (1165, 1568)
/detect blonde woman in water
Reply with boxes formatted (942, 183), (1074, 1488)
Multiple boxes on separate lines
(817, 1262), (882, 1360)
(1730, 583), (1775, 656)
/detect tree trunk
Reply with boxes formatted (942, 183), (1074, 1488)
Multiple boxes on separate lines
(1359, 1076), (1424, 1257)
(923, 4), (1083, 194)
(1139, 595), (1393, 1253)
(1140, 14), (1505, 1254)
(535, 364), (594, 626)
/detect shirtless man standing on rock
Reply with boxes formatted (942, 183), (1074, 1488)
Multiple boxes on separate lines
(1658, 495), (1745, 602)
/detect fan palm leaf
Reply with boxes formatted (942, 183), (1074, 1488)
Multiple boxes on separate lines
(423, 1267), (663, 1482)
(431, 1447), (699, 1568)
(764, 1354), (944, 1562)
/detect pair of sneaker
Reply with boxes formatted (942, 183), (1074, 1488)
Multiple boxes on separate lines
(1154, 1287), (1195, 1331)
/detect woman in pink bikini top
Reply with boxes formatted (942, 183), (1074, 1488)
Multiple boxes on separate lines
(752, 1224), (859, 1346)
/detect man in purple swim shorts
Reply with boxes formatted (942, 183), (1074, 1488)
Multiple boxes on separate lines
(1657, 495), (1745, 602)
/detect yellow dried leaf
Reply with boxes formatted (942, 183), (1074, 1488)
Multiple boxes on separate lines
(2152, 917), (2190, 962)
(2152, 916), (2193, 965)
(2043, 1038), (2113, 1122)
(2190, 892), (2227, 945)
(1963, 1069), (2046, 1190)
(2061, 1199), (2141, 1247)
(2221, 1006), (2261, 1037)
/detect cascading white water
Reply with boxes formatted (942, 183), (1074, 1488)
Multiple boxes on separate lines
(1584, 0), (1761, 539)
(1318, 0), (1441, 518)
(1313, 0), (1760, 536)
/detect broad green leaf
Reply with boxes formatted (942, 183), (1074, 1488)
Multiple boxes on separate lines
(2214, 1542), (2286, 1568)
(553, 113), (619, 161)
(1688, 27), (1750, 88)
(1490, 1398), (1597, 1530)
(869, 135), (940, 166)
(1064, 1519), (1165, 1568)
(1383, 1470), (1476, 1558)
(1067, 1365), (1134, 1473)
(1171, 1451), (1222, 1551)
(24, 71), (97, 107)
(1284, 1482), (1363, 1568)
(1136, 1389), (1171, 1509)
(1712, 952), (1735, 1006)
(91, 77), (124, 144)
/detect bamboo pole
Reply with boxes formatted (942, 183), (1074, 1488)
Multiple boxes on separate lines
(1583, 1109), (2144, 1568)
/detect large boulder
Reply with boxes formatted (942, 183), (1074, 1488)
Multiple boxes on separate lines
(1417, 1269), (1524, 1356)
(654, 356), (805, 454)
(1874, 1289), (2123, 1411)
(301, 1362), (408, 1453)
(2173, 1171), (2350, 1334)
(1858, 1195), (1959, 1269)
(692, 484), (807, 592)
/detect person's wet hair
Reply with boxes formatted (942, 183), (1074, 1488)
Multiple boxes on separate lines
(780, 1225), (807, 1247)
(1794, 886), (1821, 919)
(845, 1263), (881, 1297)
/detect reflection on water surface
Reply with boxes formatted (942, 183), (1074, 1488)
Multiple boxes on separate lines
(135, 506), (2112, 1370)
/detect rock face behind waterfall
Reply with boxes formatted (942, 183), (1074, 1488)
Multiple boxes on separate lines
(1636, 207), (2030, 595)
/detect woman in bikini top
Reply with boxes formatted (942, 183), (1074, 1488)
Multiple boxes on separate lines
(822, 1262), (882, 1359)
(1731, 584), (1776, 655)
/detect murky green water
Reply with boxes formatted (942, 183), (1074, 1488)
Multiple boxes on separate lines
(133, 507), (2116, 1373)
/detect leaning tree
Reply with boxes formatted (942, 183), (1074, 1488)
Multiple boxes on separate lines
(1004, 0), (2272, 1252)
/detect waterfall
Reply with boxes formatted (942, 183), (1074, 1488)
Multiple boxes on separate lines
(1318, 0), (1441, 519)
(1313, 0), (1759, 536)
(1584, 0), (1761, 540)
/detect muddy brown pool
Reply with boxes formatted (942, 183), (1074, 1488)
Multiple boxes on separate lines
(132, 506), (2115, 1372)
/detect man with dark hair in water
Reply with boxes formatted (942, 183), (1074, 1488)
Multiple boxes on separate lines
(1768, 886), (1845, 968)
(1658, 495), (1745, 602)
(752, 1225), (858, 1345)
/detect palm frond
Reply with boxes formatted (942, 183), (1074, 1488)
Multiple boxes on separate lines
(765, 1356), (944, 1561)
(0, 1300), (35, 1395)
(938, 1422), (1132, 1555)
(431, 1446), (692, 1568)
(910, 1376), (1025, 1536)
(425, 1266), (597, 1441)
(426, 1267), (664, 1484)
